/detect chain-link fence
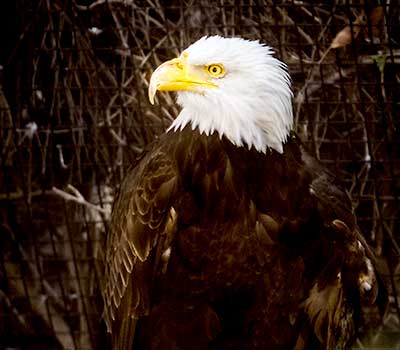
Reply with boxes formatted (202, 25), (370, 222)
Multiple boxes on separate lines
(0, 0), (399, 349)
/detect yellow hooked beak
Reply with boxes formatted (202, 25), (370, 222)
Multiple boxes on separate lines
(148, 53), (217, 105)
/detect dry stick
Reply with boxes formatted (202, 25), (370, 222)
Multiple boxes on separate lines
(0, 89), (15, 158)
(220, 0), (229, 37)
(17, 239), (68, 314)
(115, 39), (146, 152)
(52, 185), (110, 215)
(299, 3), (337, 63)
(79, 44), (118, 165)
(299, 5), (322, 24)
(317, 5), (335, 44)
(0, 289), (29, 330)
(85, 184), (112, 295)
(110, 7), (133, 159)
(312, 102), (321, 159)
(100, 109), (119, 127)
(279, 5), (288, 61)
(314, 101), (339, 158)
(106, 94), (129, 147)
(2, 222), (74, 348)
(371, 198), (382, 248)
(138, 35), (170, 69)
(121, 92), (137, 107)
(131, 22), (179, 114)
(357, 109), (372, 166)
(134, 6), (183, 65)
(60, 208), (92, 350)
(38, 132), (48, 174)
(296, 69), (344, 118)
(59, 9), (118, 87)
(294, 60), (318, 127)
(292, 4), (343, 129)
(124, 19), (150, 144)
(358, 161), (371, 199)
(348, 165), (361, 204)
(75, 0), (134, 10)
(122, 74), (136, 89)
(110, 5), (130, 54)
(276, 7), (314, 45)
(31, 21), (48, 88)
(304, 5), (347, 22)
(110, 123), (128, 146)
(231, 0), (237, 37)
(0, 189), (49, 201)
(64, 80), (83, 182)
(52, 185), (110, 344)
(355, 92), (380, 242)
(32, 20), (53, 175)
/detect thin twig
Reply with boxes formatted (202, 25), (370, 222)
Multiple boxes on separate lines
(52, 185), (110, 215)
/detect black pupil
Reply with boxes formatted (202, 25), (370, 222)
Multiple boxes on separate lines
(212, 67), (218, 73)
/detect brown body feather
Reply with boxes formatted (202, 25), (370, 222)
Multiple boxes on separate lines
(102, 126), (385, 349)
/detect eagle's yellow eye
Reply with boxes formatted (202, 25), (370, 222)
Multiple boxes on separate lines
(206, 64), (225, 78)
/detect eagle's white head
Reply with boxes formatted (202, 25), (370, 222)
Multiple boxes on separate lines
(148, 36), (293, 153)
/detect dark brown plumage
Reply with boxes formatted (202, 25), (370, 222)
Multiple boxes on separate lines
(102, 126), (386, 349)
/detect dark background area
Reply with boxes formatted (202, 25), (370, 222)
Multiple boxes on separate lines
(0, 0), (399, 349)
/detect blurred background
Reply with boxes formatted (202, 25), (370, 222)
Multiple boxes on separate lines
(0, 0), (399, 349)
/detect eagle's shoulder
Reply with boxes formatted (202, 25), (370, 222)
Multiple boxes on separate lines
(295, 135), (356, 230)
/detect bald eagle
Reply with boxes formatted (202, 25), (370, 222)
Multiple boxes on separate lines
(102, 36), (386, 350)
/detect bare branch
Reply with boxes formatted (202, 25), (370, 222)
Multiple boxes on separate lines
(51, 186), (110, 215)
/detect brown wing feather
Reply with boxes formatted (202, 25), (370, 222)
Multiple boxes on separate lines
(297, 142), (387, 349)
(299, 142), (356, 230)
(102, 147), (178, 348)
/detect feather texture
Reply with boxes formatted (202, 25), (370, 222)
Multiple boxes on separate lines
(102, 127), (386, 349)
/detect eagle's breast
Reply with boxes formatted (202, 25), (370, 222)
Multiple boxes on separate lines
(161, 127), (311, 298)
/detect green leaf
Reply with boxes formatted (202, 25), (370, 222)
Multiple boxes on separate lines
(371, 53), (387, 73)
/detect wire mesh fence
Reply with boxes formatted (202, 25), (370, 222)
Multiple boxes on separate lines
(0, 0), (399, 349)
